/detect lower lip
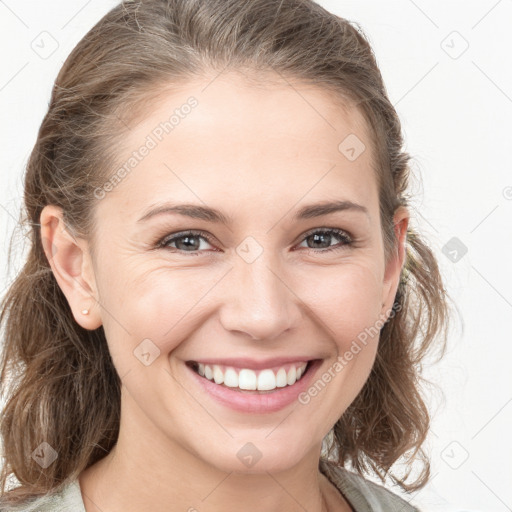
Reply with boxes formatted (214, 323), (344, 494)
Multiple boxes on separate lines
(186, 359), (322, 414)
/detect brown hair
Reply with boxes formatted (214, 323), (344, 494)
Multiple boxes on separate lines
(0, 0), (450, 505)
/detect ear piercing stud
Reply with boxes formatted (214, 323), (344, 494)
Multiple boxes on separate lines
(81, 309), (90, 315)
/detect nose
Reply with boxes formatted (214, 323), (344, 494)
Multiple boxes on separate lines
(218, 252), (303, 341)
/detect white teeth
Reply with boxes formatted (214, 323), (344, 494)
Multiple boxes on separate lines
(213, 365), (224, 384)
(223, 367), (238, 388)
(194, 361), (309, 391)
(239, 369), (257, 390)
(276, 368), (287, 387)
(287, 366), (296, 385)
(257, 369), (276, 390)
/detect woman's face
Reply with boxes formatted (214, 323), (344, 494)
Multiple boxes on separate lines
(65, 72), (407, 473)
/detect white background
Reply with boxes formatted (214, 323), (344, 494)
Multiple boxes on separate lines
(1, 1), (511, 511)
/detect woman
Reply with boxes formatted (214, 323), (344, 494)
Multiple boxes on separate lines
(0, 0), (450, 510)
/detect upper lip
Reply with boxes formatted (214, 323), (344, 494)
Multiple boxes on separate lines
(186, 357), (319, 370)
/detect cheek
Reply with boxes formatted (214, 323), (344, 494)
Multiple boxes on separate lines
(294, 262), (385, 348)
(98, 263), (227, 362)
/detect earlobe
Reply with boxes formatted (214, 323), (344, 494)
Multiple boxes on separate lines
(40, 205), (102, 330)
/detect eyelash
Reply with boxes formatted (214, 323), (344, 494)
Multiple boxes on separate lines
(156, 228), (354, 256)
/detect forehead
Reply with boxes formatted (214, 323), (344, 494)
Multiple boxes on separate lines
(99, 71), (378, 222)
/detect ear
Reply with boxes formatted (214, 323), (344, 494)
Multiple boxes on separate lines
(381, 206), (409, 318)
(40, 205), (102, 330)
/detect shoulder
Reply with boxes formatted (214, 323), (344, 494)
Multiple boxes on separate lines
(0, 480), (86, 512)
(319, 458), (421, 512)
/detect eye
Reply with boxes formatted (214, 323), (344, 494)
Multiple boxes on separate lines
(296, 228), (353, 253)
(157, 230), (216, 255)
(157, 227), (353, 256)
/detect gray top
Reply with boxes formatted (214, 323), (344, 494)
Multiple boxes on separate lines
(1, 459), (419, 511)
(319, 459), (420, 511)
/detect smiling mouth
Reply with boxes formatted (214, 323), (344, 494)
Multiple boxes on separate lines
(186, 360), (314, 393)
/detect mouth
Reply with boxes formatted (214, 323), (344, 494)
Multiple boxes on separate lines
(184, 357), (323, 413)
(186, 359), (314, 394)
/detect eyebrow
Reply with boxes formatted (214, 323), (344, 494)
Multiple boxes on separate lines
(137, 199), (370, 224)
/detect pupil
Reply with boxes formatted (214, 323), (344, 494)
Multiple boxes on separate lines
(177, 235), (199, 251)
(310, 233), (330, 249)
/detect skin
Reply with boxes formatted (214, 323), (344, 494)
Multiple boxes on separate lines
(41, 71), (408, 512)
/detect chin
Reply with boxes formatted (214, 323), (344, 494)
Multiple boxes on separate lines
(194, 435), (313, 475)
